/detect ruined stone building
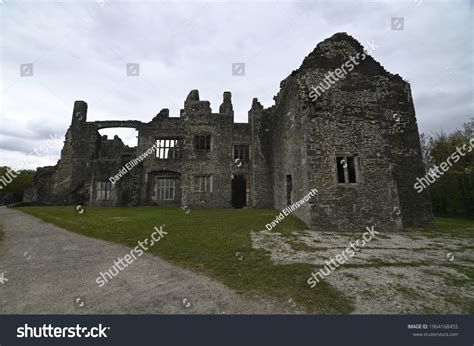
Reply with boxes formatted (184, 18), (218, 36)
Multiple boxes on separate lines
(28, 33), (434, 231)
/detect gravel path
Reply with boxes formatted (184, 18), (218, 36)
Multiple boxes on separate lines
(0, 207), (291, 314)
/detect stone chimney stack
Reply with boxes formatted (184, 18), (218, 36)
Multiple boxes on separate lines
(183, 89), (211, 116)
(250, 97), (263, 112)
(219, 91), (234, 120)
(71, 100), (87, 127)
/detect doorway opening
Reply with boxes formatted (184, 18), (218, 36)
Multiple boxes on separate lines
(286, 175), (292, 206)
(231, 175), (246, 208)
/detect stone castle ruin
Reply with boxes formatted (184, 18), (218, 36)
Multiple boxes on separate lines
(27, 33), (435, 231)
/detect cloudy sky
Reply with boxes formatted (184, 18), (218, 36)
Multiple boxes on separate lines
(0, 0), (472, 170)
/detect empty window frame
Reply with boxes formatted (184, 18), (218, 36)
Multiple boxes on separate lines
(194, 135), (211, 151)
(156, 138), (183, 159)
(234, 145), (250, 162)
(336, 155), (359, 184)
(95, 181), (113, 200)
(156, 177), (176, 200)
(193, 175), (212, 192)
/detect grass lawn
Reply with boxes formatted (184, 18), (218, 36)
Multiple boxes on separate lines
(18, 206), (354, 314)
(420, 217), (474, 238)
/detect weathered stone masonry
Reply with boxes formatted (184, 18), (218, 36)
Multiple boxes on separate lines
(28, 33), (435, 231)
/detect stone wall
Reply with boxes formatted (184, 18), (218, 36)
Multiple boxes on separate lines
(181, 90), (234, 208)
(232, 123), (252, 205)
(138, 109), (184, 205)
(267, 76), (312, 225)
(249, 99), (274, 208)
(383, 82), (435, 227)
(28, 32), (435, 231)
(282, 32), (433, 231)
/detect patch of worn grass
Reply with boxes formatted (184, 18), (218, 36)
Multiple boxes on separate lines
(287, 240), (318, 252)
(407, 235), (423, 240)
(392, 272), (407, 279)
(18, 206), (353, 314)
(446, 264), (474, 281)
(0, 224), (3, 248)
(344, 258), (430, 268)
(423, 266), (471, 288)
(420, 304), (439, 314)
(443, 295), (474, 313)
(396, 285), (424, 300)
(344, 272), (359, 280)
(374, 233), (391, 240)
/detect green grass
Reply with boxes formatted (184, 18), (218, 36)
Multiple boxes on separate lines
(420, 217), (474, 238)
(434, 217), (474, 230)
(18, 206), (353, 314)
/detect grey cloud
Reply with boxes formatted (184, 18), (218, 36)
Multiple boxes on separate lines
(0, 0), (472, 170)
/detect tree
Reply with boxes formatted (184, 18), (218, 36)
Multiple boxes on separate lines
(0, 166), (35, 193)
(421, 119), (474, 217)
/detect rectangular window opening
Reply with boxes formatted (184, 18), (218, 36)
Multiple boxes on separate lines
(234, 145), (250, 162)
(95, 181), (113, 201)
(193, 175), (212, 192)
(156, 137), (183, 159)
(194, 135), (211, 151)
(156, 177), (176, 200)
(336, 155), (359, 184)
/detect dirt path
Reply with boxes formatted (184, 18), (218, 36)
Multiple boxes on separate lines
(0, 207), (291, 314)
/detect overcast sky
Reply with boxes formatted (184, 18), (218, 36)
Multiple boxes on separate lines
(0, 0), (472, 170)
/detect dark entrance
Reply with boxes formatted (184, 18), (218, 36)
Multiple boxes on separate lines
(286, 175), (292, 206)
(231, 175), (246, 208)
